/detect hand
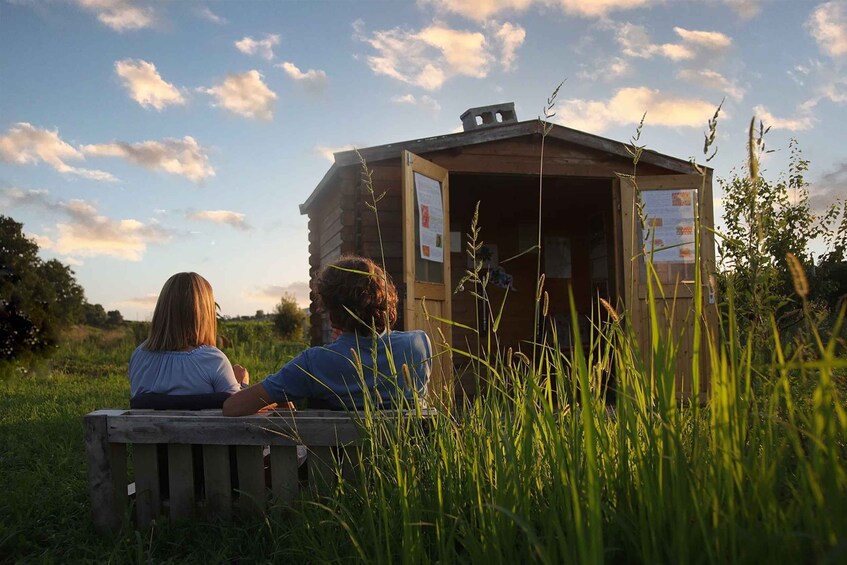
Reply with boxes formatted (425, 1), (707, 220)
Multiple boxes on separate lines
(232, 364), (249, 385)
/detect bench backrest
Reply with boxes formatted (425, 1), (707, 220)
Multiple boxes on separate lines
(84, 409), (394, 532)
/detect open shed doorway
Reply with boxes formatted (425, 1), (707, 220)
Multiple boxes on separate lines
(447, 173), (617, 372)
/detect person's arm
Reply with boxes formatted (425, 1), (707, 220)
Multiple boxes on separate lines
(222, 382), (277, 416)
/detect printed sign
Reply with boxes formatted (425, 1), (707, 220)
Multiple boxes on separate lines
(640, 189), (697, 264)
(414, 172), (445, 263)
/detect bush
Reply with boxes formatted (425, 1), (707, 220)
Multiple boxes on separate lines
(272, 293), (306, 341)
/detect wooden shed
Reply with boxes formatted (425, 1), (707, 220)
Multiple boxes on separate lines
(300, 103), (717, 400)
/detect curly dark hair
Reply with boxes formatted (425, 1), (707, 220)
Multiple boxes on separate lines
(316, 255), (398, 334)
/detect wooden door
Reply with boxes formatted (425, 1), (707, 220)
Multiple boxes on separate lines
(619, 173), (717, 400)
(401, 151), (453, 399)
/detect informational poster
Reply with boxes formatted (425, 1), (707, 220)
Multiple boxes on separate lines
(414, 172), (444, 263)
(640, 189), (696, 264)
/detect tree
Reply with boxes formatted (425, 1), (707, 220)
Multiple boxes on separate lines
(718, 132), (844, 350)
(272, 293), (306, 341)
(83, 303), (108, 328)
(106, 310), (124, 326)
(1, 216), (85, 363)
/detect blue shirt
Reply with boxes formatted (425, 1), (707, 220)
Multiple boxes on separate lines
(129, 344), (240, 398)
(261, 330), (432, 410)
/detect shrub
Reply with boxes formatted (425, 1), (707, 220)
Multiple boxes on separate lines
(272, 293), (306, 341)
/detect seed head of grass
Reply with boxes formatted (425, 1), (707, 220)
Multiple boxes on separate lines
(786, 252), (809, 299)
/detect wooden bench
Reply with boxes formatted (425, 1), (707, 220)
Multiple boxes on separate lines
(84, 408), (403, 533)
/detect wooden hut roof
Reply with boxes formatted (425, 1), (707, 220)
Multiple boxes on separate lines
(300, 119), (707, 214)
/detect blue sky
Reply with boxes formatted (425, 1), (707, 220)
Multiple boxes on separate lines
(2, 0), (845, 319)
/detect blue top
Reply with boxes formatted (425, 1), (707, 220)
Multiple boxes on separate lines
(261, 330), (432, 410)
(129, 344), (241, 398)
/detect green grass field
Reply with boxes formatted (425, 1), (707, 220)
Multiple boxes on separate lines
(2, 309), (846, 563)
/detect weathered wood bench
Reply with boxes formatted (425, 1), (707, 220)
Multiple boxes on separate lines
(84, 408), (408, 533)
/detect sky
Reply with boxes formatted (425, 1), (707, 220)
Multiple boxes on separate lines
(1, 0), (845, 320)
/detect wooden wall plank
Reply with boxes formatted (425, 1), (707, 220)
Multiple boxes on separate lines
(308, 446), (335, 495)
(236, 445), (266, 517)
(202, 445), (231, 520)
(167, 444), (194, 521)
(270, 446), (299, 506)
(133, 444), (160, 529)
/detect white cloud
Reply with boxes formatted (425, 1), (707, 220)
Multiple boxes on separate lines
(493, 22), (525, 70)
(75, 0), (155, 32)
(723, 0), (761, 20)
(556, 87), (719, 133)
(617, 23), (731, 61)
(421, 0), (656, 21)
(807, 2), (847, 58)
(115, 59), (185, 110)
(314, 144), (358, 162)
(753, 105), (814, 132)
(810, 161), (847, 211)
(196, 5), (226, 24)
(577, 57), (630, 81)
(244, 281), (311, 308)
(235, 34), (281, 60)
(391, 93), (442, 112)
(4, 188), (170, 261)
(200, 70), (277, 120)
(358, 22), (496, 90)
(82, 136), (214, 183)
(121, 293), (160, 307)
(187, 210), (252, 231)
(0, 122), (116, 181)
(277, 61), (328, 91)
(677, 68), (744, 102)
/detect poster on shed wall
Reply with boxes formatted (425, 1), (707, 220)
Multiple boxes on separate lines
(414, 172), (444, 263)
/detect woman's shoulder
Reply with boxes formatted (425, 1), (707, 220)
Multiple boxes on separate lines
(190, 345), (229, 360)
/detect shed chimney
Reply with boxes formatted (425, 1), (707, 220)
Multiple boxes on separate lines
(460, 102), (518, 132)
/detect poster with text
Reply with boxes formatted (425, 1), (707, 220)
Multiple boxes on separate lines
(414, 172), (444, 263)
(640, 189), (696, 264)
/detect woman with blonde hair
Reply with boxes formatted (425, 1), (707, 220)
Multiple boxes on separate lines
(130, 272), (247, 408)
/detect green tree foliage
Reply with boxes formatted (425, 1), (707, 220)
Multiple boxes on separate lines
(272, 293), (306, 341)
(106, 310), (124, 326)
(1, 216), (86, 362)
(719, 133), (845, 349)
(82, 303), (108, 327)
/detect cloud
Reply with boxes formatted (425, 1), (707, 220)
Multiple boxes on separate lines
(314, 144), (358, 162)
(807, 2), (847, 58)
(244, 281), (311, 308)
(200, 70), (277, 120)
(187, 210), (252, 231)
(196, 5), (226, 24)
(75, 0), (155, 32)
(82, 136), (214, 183)
(277, 62), (328, 91)
(577, 57), (630, 81)
(3, 188), (170, 261)
(235, 34), (280, 60)
(115, 59), (186, 110)
(723, 0), (760, 20)
(421, 0), (656, 21)
(677, 68), (744, 101)
(493, 22), (525, 70)
(753, 105), (814, 132)
(357, 22), (498, 90)
(391, 93), (442, 112)
(556, 87), (719, 133)
(0, 122), (116, 181)
(617, 24), (731, 61)
(810, 161), (847, 211)
(121, 293), (160, 307)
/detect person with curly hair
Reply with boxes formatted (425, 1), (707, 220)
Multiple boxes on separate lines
(223, 255), (432, 415)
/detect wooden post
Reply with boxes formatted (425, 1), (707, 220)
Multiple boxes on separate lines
(167, 444), (194, 520)
(308, 445), (335, 495)
(84, 410), (128, 534)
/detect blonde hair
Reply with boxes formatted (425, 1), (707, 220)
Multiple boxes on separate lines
(145, 272), (217, 352)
